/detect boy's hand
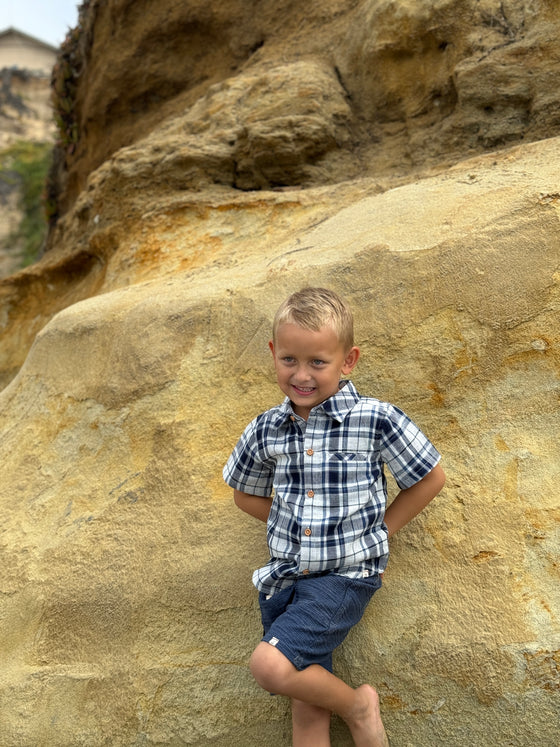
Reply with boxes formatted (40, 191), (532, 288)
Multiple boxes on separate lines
(384, 463), (445, 538)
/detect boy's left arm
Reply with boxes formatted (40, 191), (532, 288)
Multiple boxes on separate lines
(384, 463), (445, 538)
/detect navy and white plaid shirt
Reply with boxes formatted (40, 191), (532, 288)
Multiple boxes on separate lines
(224, 381), (441, 594)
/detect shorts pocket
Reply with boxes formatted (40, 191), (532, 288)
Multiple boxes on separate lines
(259, 585), (295, 633)
(343, 574), (382, 621)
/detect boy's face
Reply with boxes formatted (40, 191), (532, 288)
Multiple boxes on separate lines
(269, 323), (360, 420)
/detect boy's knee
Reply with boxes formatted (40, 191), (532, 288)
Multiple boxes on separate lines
(250, 641), (294, 693)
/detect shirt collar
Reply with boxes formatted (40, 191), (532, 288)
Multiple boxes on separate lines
(272, 380), (360, 427)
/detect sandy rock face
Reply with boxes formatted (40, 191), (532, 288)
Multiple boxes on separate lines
(103, 59), (354, 193)
(1, 138), (559, 744)
(52, 0), (560, 213)
(0, 0), (559, 744)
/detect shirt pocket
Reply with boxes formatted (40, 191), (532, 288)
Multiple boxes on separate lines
(324, 453), (377, 510)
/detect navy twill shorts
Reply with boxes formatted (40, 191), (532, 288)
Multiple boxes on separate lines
(258, 572), (382, 673)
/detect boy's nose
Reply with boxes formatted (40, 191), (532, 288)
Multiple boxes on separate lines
(292, 366), (313, 382)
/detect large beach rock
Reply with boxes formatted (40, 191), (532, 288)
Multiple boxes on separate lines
(0, 0), (559, 743)
(51, 0), (560, 212)
(1, 137), (559, 744)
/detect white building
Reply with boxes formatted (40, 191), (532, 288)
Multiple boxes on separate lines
(0, 27), (58, 76)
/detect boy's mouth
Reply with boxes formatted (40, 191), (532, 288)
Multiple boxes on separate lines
(292, 385), (316, 395)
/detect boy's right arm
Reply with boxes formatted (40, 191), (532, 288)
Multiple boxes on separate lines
(233, 489), (273, 523)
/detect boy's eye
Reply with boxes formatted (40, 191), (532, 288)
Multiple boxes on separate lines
(311, 359), (325, 366)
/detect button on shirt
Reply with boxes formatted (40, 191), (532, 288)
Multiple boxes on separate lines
(223, 381), (441, 595)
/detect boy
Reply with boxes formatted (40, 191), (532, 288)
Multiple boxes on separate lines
(223, 287), (445, 746)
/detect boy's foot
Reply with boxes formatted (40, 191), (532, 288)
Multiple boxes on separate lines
(346, 685), (389, 747)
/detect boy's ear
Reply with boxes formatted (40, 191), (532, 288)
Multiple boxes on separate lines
(268, 340), (275, 357)
(341, 346), (360, 374)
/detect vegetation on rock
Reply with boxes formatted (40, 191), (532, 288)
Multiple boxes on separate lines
(0, 141), (52, 267)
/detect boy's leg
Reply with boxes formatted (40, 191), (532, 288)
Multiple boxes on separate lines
(291, 698), (331, 747)
(251, 642), (389, 747)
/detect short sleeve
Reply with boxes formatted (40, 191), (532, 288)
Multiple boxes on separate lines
(223, 417), (275, 497)
(379, 405), (441, 489)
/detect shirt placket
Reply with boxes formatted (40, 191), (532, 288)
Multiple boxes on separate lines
(299, 414), (321, 575)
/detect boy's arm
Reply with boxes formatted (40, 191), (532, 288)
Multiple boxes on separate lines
(234, 489), (273, 523)
(384, 463), (445, 538)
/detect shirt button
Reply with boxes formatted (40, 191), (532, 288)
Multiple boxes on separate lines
(307, 448), (314, 456)
(307, 490), (314, 498)
(304, 528), (312, 536)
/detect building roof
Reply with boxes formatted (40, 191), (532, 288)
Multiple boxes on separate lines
(0, 26), (58, 53)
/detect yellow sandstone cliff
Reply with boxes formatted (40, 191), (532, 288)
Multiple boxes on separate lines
(0, 1), (558, 744)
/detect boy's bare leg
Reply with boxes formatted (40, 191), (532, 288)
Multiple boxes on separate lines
(251, 642), (389, 746)
(292, 698), (331, 747)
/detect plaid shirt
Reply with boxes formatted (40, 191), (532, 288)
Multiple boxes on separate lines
(224, 381), (440, 594)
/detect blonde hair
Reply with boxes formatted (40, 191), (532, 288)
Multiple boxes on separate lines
(272, 287), (354, 350)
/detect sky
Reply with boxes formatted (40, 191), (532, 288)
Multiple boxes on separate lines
(2, 0), (80, 48)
